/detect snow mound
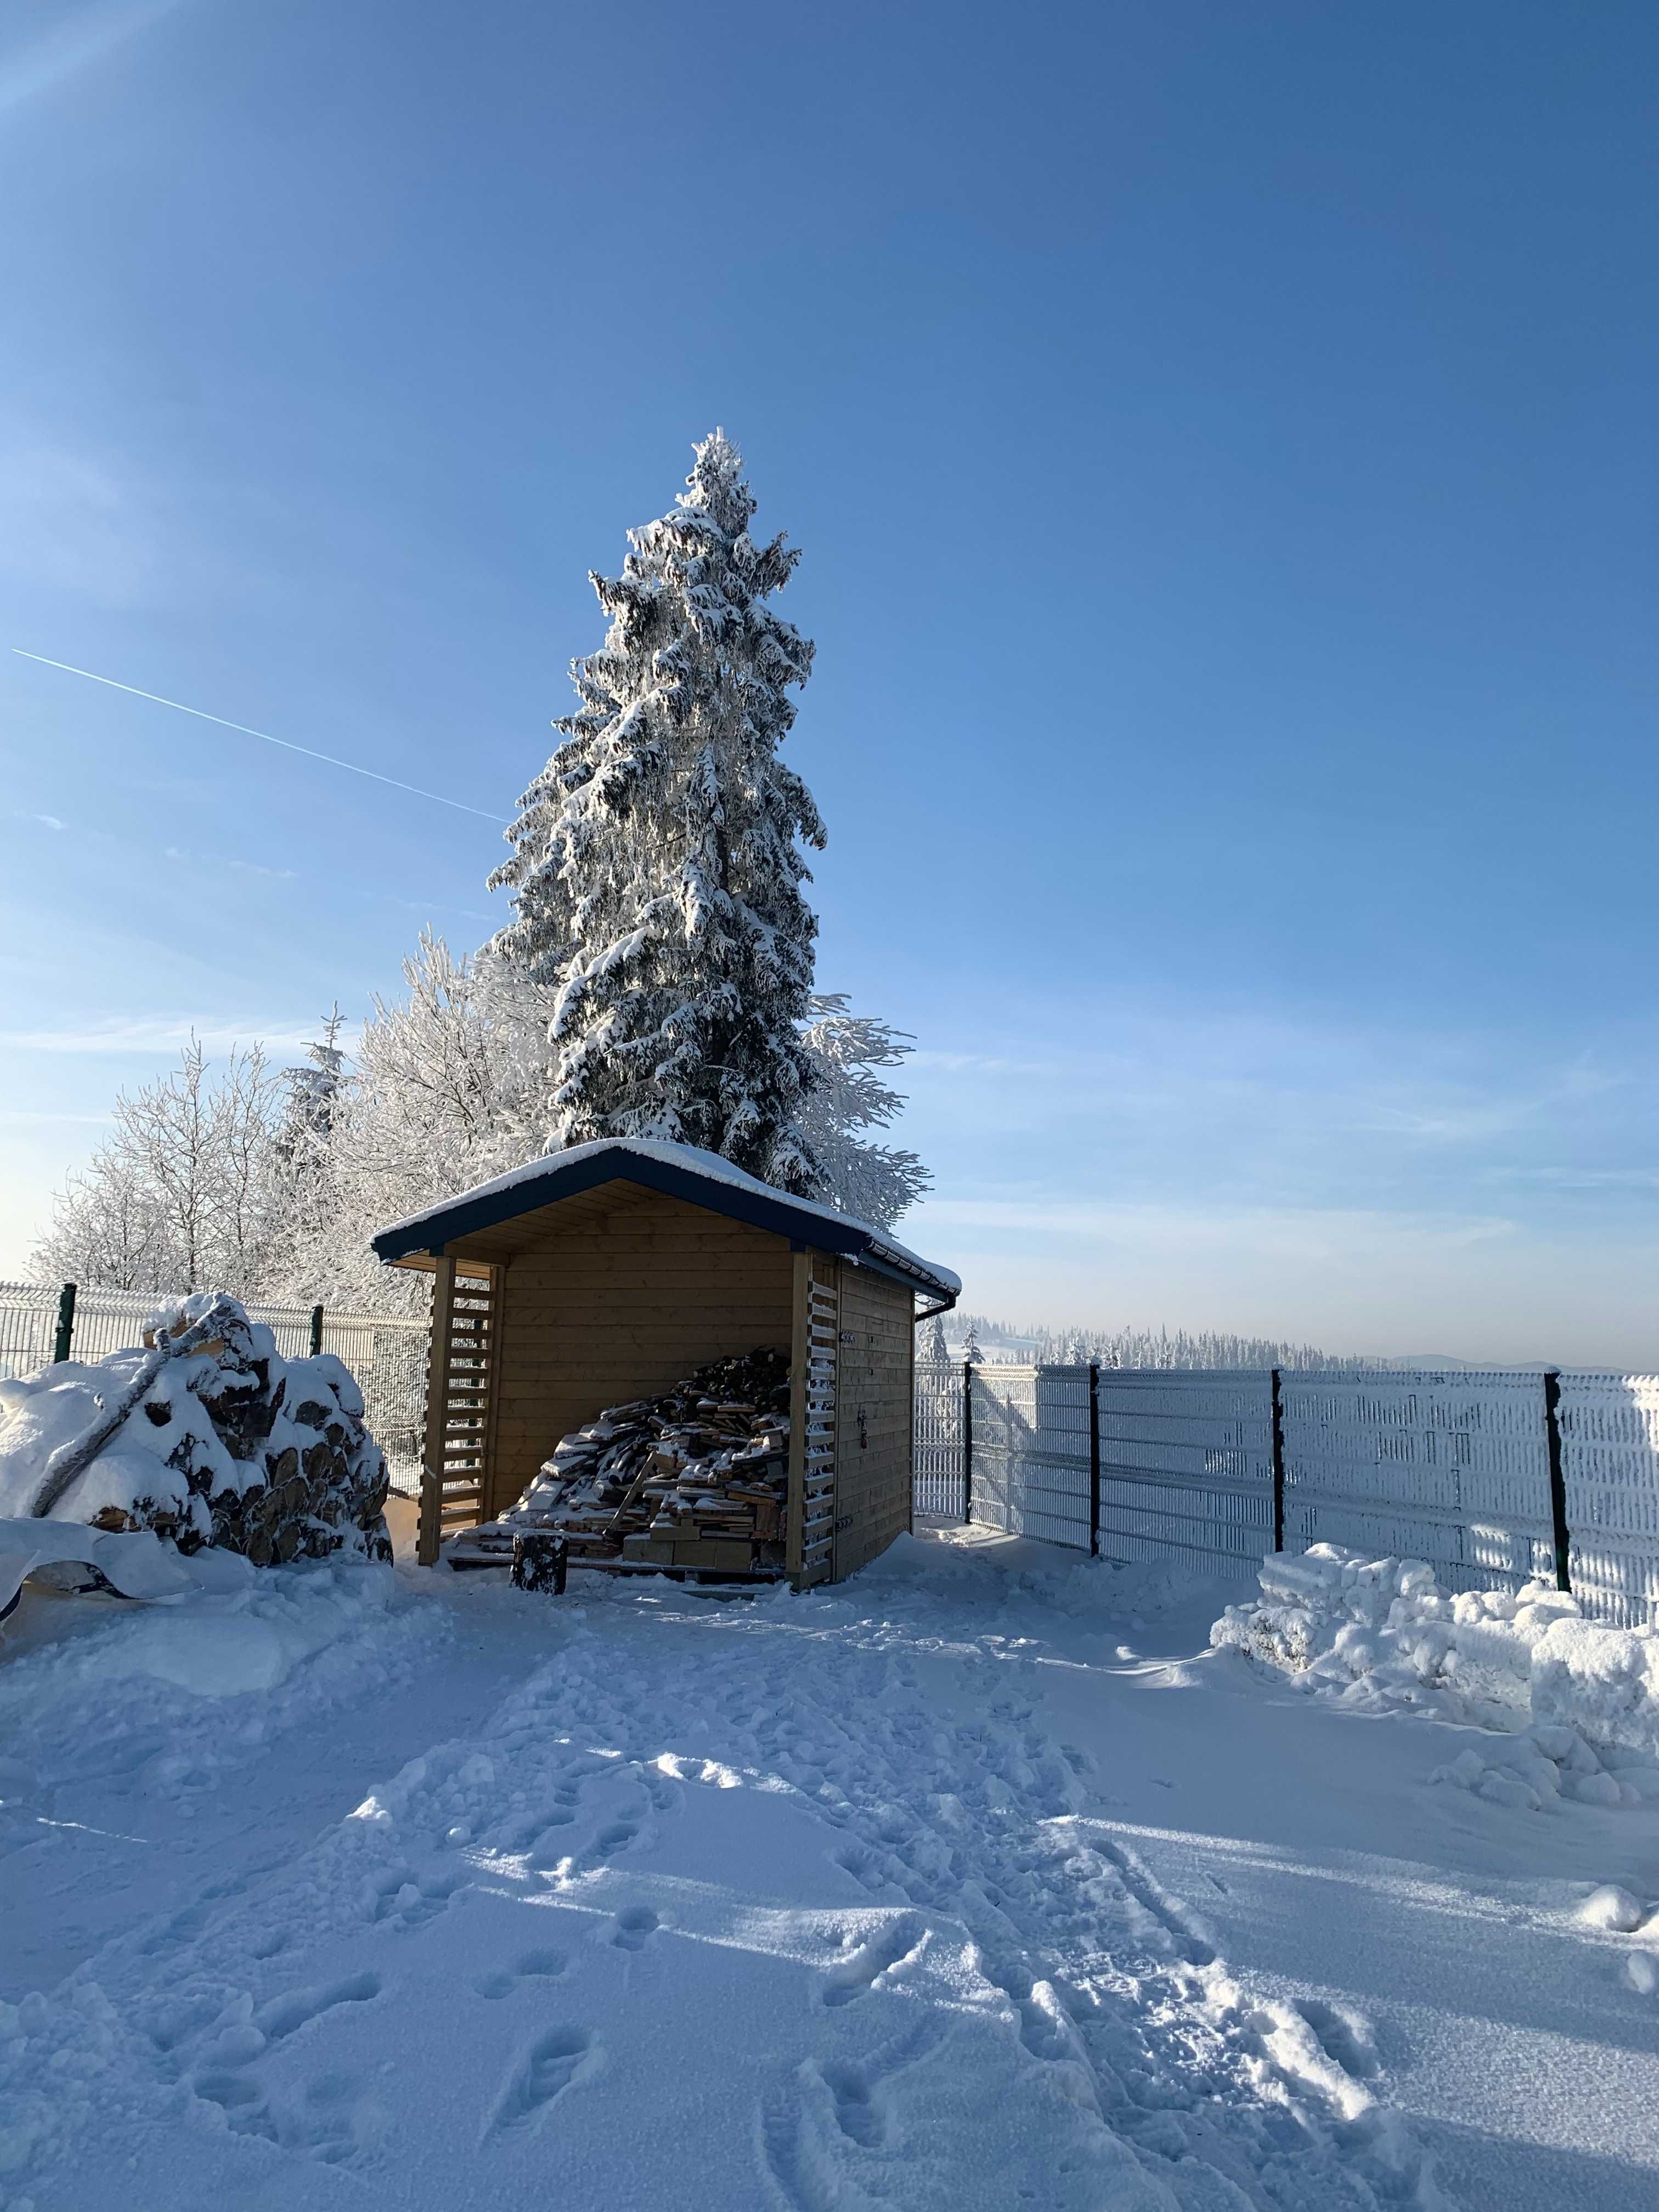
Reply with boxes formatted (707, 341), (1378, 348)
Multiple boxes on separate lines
(1212, 1544), (1659, 1796)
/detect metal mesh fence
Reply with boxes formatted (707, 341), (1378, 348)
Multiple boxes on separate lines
(1096, 1369), (1275, 1575)
(969, 1366), (1094, 1549)
(1279, 1369), (1556, 1597)
(913, 1363), (964, 1517)
(1556, 1373), (1659, 1629)
(0, 1280), (428, 1496)
(914, 1358), (1659, 1627)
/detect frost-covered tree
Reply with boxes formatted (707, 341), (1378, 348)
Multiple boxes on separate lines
(275, 935), (548, 1312)
(925, 1314), (950, 1366)
(279, 1006), (346, 1159)
(489, 430), (825, 1188)
(32, 1037), (285, 1295)
(791, 995), (930, 1228)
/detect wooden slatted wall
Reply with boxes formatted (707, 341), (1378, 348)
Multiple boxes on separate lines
(416, 1259), (502, 1566)
(788, 1250), (839, 1587)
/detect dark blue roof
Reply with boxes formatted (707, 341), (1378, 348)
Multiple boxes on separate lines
(371, 1137), (960, 1304)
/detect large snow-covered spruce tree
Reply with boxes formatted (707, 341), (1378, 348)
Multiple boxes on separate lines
(490, 431), (825, 1189)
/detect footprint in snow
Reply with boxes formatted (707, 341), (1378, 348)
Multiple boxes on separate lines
(821, 1915), (927, 2007)
(473, 1948), (567, 2000)
(487, 2027), (601, 2137)
(611, 1905), (659, 1951)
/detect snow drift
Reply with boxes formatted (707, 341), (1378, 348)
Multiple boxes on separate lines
(0, 1292), (393, 1578)
(1212, 1543), (1659, 1807)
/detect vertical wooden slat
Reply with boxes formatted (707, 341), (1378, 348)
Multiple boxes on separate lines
(417, 1255), (457, 1567)
(480, 1261), (506, 1521)
(787, 1248), (810, 1581)
(805, 1255), (838, 1587)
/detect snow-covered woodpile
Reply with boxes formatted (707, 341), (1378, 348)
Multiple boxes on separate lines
(0, 1292), (392, 1570)
(453, 1347), (791, 1577)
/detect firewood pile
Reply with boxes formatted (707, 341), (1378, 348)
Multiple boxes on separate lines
(450, 1346), (791, 1577)
(0, 1294), (393, 1571)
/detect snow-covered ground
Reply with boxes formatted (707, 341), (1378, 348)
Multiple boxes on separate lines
(3, 1526), (1656, 2210)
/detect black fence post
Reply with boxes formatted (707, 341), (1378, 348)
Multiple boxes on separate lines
(962, 1359), (974, 1526)
(1088, 1361), (1101, 1558)
(53, 1282), (77, 1366)
(309, 1304), (325, 1358)
(1544, 1369), (1571, 1593)
(1270, 1366), (1285, 1555)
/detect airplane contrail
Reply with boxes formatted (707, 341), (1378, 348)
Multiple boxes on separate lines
(13, 649), (507, 823)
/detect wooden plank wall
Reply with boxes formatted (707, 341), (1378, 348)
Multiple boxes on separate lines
(833, 1266), (916, 1579)
(481, 1193), (795, 1520)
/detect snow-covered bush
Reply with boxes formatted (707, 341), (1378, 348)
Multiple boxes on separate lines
(0, 1293), (392, 1567)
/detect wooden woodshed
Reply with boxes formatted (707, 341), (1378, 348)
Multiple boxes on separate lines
(370, 1139), (958, 1589)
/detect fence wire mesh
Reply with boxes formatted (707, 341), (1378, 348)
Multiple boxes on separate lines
(1278, 1369), (1556, 1596)
(913, 1359), (1659, 1628)
(1557, 1373), (1659, 1629)
(968, 1365), (1094, 1550)
(0, 1280), (429, 1496)
(1096, 1369), (1274, 1575)
(913, 1363), (964, 1518)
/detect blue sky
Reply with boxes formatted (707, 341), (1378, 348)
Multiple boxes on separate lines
(2, 0), (1656, 1362)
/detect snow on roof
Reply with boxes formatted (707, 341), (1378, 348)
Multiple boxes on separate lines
(371, 1136), (960, 1300)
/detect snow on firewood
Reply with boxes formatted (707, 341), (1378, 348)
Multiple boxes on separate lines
(0, 1291), (392, 1569)
(450, 1346), (791, 1575)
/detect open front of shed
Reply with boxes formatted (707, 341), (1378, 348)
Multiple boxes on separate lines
(371, 1139), (958, 1589)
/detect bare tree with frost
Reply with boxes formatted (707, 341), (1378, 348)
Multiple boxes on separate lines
(791, 994), (930, 1228)
(489, 430), (825, 1188)
(275, 934), (547, 1312)
(32, 1037), (285, 1295)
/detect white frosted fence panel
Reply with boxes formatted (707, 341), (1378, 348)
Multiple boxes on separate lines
(1095, 1370), (1273, 1572)
(0, 1283), (57, 1381)
(970, 1366), (1093, 1550)
(915, 1355), (1659, 1626)
(913, 1363), (965, 1518)
(1558, 1373), (1659, 1628)
(320, 1314), (430, 1494)
(1280, 1370), (1556, 1596)
(65, 1288), (316, 1367)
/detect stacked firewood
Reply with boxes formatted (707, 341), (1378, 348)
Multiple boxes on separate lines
(456, 1347), (792, 1576)
(0, 1294), (392, 1569)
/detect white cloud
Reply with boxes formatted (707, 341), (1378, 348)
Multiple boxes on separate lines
(33, 812), (65, 831)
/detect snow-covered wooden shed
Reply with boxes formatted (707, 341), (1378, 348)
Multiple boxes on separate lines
(370, 1139), (958, 1588)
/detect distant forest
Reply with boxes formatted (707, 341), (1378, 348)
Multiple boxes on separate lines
(932, 1313), (1413, 1372)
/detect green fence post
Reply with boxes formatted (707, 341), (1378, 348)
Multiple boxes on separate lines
(309, 1304), (324, 1358)
(53, 1282), (77, 1365)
